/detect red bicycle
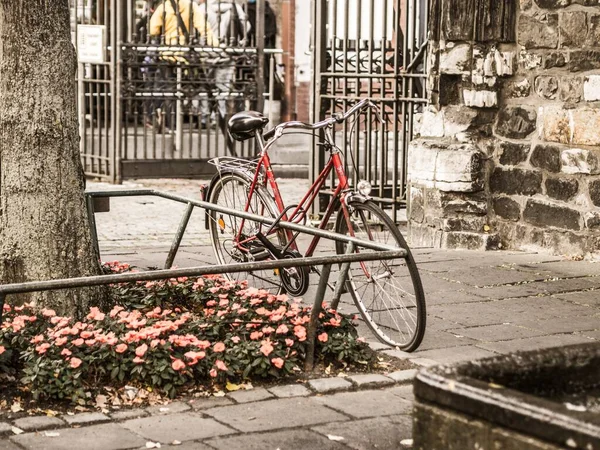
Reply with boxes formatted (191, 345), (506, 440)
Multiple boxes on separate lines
(205, 99), (425, 350)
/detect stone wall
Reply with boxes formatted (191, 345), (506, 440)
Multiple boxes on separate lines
(408, 0), (600, 256)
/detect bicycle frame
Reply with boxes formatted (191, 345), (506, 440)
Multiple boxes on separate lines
(237, 126), (354, 259)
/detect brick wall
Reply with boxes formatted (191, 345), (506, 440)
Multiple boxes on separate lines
(408, 0), (600, 256)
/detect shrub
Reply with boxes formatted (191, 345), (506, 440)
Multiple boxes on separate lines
(0, 262), (371, 403)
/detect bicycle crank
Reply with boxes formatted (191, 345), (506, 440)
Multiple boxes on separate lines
(280, 251), (310, 297)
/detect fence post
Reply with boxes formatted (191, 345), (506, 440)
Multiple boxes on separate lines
(255, 0), (266, 113)
(305, 263), (332, 372)
(331, 242), (354, 311)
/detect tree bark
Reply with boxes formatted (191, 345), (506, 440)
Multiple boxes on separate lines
(0, 0), (106, 317)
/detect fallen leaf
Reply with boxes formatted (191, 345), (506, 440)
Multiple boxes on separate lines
(565, 402), (586, 412)
(327, 434), (344, 441)
(226, 382), (242, 392)
(213, 391), (226, 398)
(146, 441), (162, 449)
(159, 407), (170, 413)
(45, 410), (58, 417)
(10, 402), (23, 413)
(95, 394), (108, 409)
(400, 438), (413, 447)
(11, 427), (24, 435)
(44, 431), (60, 437)
(171, 441), (182, 446)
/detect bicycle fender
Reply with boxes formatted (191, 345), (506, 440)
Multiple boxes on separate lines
(343, 191), (370, 205)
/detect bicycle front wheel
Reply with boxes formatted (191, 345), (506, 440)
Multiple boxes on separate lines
(335, 200), (426, 351)
(207, 172), (286, 293)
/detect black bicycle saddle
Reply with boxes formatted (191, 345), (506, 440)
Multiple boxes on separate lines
(228, 111), (269, 141)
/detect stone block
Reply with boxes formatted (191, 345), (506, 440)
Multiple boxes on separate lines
(534, 0), (571, 7)
(543, 52), (566, 69)
(497, 141), (530, 165)
(0, 422), (13, 435)
(584, 212), (600, 230)
(419, 108), (444, 137)
(462, 89), (497, 108)
(409, 186), (425, 223)
(530, 144), (562, 172)
(568, 50), (600, 72)
(443, 217), (488, 232)
(495, 50), (516, 76)
(559, 76), (582, 103)
(559, 11), (588, 47)
(408, 140), (484, 192)
(312, 417), (411, 450)
(589, 179), (600, 207)
(146, 401), (191, 415)
(12, 416), (65, 432)
(490, 168), (542, 196)
(545, 177), (579, 201)
(347, 374), (395, 389)
(520, 49), (542, 70)
(493, 197), (521, 221)
(588, 15), (600, 47)
(207, 429), (347, 450)
(504, 78), (531, 98)
(109, 409), (148, 421)
(518, 14), (559, 49)
(188, 396), (234, 410)
(442, 197), (488, 215)
(311, 389), (413, 418)
(443, 106), (494, 136)
(571, 108), (600, 146)
(564, 148), (600, 175)
(439, 43), (471, 75)
(387, 369), (418, 383)
(267, 384), (311, 398)
(495, 106), (537, 139)
(307, 377), (353, 394)
(537, 106), (570, 144)
(227, 387), (273, 404)
(442, 232), (501, 251)
(584, 75), (600, 102)
(62, 412), (110, 426)
(523, 199), (581, 230)
(534, 76), (558, 100)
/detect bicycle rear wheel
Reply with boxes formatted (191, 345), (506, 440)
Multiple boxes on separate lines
(335, 200), (426, 351)
(207, 172), (286, 293)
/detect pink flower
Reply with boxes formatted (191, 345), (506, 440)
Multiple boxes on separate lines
(250, 331), (263, 340)
(55, 337), (68, 346)
(329, 317), (341, 327)
(61, 348), (72, 357)
(0, 346), (5, 355)
(318, 332), (328, 343)
(213, 342), (225, 353)
(184, 351), (205, 365)
(215, 360), (228, 371)
(115, 343), (128, 353)
(285, 338), (294, 347)
(109, 305), (124, 318)
(42, 309), (56, 317)
(209, 368), (218, 377)
(293, 325), (307, 342)
(135, 343), (148, 358)
(70, 358), (82, 369)
(72, 338), (84, 347)
(262, 326), (275, 335)
(231, 336), (241, 344)
(171, 359), (186, 371)
(260, 339), (274, 357)
(271, 357), (284, 369)
(276, 324), (289, 335)
(133, 356), (145, 364)
(31, 335), (44, 344)
(36, 343), (51, 354)
(80, 331), (94, 339)
(87, 307), (105, 321)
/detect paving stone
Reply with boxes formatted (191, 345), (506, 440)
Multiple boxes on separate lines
(416, 330), (478, 351)
(146, 401), (191, 415)
(204, 398), (349, 432)
(554, 290), (600, 308)
(447, 324), (549, 342)
(387, 385), (415, 402)
(12, 416), (65, 432)
(425, 289), (488, 306)
(440, 267), (546, 287)
(387, 369), (418, 383)
(0, 440), (24, 450)
(0, 422), (13, 435)
(409, 357), (439, 367)
(157, 442), (214, 450)
(109, 409), (149, 421)
(311, 388), (412, 418)
(10, 423), (146, 450)
(227, 387), (273, 403)
(347, 374), (395, 389)
(476, 334), (592, 354)
(366, 341), (394, 351)
(312, 416), (411, 450)
(207, 429), (348, 450)
(382, 349), (413, 360)
(308, 377), (353, 394)
(412, 345), (497, 365)
(267, 384), (312, 398)
(188, 396), (234, 410)
(512, 316), (600, 334)
(121, 413), (234, 443)
(62, 412), (110, 426)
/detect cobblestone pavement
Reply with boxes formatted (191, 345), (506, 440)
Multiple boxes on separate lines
(1, 178), (598, 449)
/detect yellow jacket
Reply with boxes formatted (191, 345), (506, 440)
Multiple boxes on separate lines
(150, 0), (218, 46)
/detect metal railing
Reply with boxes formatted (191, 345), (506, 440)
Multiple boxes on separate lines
(0, 189), (407, 368)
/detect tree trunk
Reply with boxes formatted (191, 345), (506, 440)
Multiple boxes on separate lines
(0, 0), (106, 317)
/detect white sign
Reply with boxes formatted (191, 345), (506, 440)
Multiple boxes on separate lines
(77, 25), (106, 64)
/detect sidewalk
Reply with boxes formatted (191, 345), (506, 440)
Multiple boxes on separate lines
(1, 179), (598, 449)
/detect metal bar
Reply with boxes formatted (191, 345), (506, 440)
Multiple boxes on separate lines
(255, 0), (265, 112)
(0, 250), (405, 297)
(305, 263), (332, 371)
(331, 242), (354, 310)
(164, 203), (195, 269)
(85, 189), (402, 253)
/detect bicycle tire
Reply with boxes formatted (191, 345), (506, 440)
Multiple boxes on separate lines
(207, 171), (286, 293)
(335, 200), (426, 351)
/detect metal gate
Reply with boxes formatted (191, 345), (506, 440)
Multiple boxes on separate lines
(311, 0), (429, 222)
(72, 0), (273, 182)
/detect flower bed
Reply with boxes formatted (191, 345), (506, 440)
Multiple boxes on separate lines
(0, 262), (372, 403)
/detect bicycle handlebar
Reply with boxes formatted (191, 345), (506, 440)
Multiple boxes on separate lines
(263, 98), (374, 141)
